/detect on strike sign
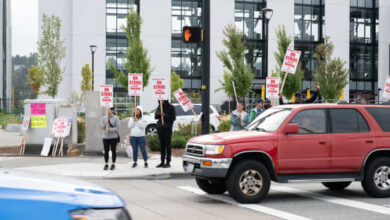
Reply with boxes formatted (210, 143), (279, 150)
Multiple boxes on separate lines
(266, 77), (280, 99)
(173, 89), (192, 112)
(100, 85), (113, 107)
(281, 49), (301, 74)
(52, 117), (72, 138)
(383, 76), (390, 99)
(151, 77), (168, 100)
(128, 73), (143, 96)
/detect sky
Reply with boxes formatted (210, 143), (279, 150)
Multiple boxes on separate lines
(11, 0), (38, 56)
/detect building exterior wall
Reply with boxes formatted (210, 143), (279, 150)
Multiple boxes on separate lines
(378, 0), (390, 101)
(0, 0), (11, 112)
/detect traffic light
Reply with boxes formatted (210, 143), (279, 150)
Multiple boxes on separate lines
(183, 26), (202, 43)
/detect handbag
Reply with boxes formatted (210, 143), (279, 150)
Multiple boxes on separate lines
(108, 118), (120, 144)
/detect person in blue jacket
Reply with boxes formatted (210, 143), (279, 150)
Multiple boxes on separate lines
(230, 100), (249, 131)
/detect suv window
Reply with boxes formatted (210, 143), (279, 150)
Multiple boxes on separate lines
(365, 107), (390, 132)
(289, 109), (326, 134)
(330, 109), (370, 133)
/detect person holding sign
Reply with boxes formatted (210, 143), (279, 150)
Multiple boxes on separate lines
(279, 83), (320, 104)
(99, 107), (120, 170)
(128, 106), (148, 168)
(154, 100), (176, 168)
(230, 100), (249, 131)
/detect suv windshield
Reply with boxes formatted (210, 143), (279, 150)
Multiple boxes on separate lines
(247, 108), (292, 132)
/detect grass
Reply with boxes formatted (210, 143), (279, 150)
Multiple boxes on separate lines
(0, 113), (23, 129)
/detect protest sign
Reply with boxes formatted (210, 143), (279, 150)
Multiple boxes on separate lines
(31, 116), (47, 128)
(100, 85), (113, 107)
(151, 77), (168, 100)
(21, 116), (31, 131)
(266, 77), (280, 99)
(128, 73), (143, 96)
(173, 89), (193, 112)
(383, 76), (390, 99)
(31, 103), (46, 115)
(281, 49), (301, 74)
(52, 117), (72, 138)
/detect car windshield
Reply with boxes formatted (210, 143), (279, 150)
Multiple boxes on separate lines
(246, 108), (292, 132)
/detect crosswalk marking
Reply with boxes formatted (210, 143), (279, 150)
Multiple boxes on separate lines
(272, 186), (390, 216)
(178, 186), (311, 220)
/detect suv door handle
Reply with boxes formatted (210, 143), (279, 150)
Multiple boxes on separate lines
(366, 140), (374, 144)
(319, 141), (326, 145)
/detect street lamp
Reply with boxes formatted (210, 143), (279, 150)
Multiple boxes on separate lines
(261, 8), (273, 78)
(90, 45), (97, 90)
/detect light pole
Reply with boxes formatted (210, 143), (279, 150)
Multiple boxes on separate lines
(90, 45), (97, 90)
(261, 8), (273, 78)
(201, 0), (210, 135)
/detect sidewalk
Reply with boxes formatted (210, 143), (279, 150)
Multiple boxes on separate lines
(0, 155), (187, 179)
(0, 129), (22, 148)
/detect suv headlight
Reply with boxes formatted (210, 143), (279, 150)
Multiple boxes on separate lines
(71, 208), (131, 220)
(204, 144), (225, 155)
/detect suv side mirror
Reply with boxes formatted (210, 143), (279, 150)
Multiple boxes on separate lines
(285, 123), (299, 135)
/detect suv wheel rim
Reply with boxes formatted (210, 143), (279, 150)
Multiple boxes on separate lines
(374, 166), (390, 190)
(239, 170), (263, 196)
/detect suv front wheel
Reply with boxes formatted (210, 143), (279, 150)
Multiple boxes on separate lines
(226, 160), (270, 203)
(195, 177), (226, 194)
(362, 157), (390, 198)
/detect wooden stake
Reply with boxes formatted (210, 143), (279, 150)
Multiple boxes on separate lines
(280, 71), (289, 95)
(134, 95), (137, 108)
(52, 137), (59, 157)
(20, 132), (26, 155)
(231, 80), (239, 104)
(191, 107), (198, 120)
(59, 138), (64, 157)
(160, 100), (164, 126)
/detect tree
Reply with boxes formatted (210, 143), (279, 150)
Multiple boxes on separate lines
(37, 14), (66, 98)
(171, 71), (184, 101)
(109, 8), (153, 91)
(272, 26), (304, 99)
(314, 36), (349, 102)
(28, 65), (44, 95)
(216, 24), (254, 99)
(81, 64), (93, 92)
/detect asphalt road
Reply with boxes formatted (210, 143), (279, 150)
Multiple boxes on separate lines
(88, 177), (390, 220)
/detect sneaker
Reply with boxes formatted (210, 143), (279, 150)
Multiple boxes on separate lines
(156, 163), (164, 168)
(132, 163), (137, 168)
(144, 162), (148, 168)
(163, 163), (171, 168)
(103, 164), (109, 170)
(110, 164), (116, 170)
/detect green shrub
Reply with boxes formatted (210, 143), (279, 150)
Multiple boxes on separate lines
(146, 131), (190, 151)
(0, 113), (22, 128)
(146, 134), (160, 151)
(218, 120), (231, 132)
(77, 117), (85, 143)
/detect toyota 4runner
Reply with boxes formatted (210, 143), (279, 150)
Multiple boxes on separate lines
(182, 104), (390, 203)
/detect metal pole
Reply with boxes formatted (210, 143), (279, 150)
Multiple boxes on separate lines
(92, 51), (95, 90)
(264, 18), (269, 78)
(201, 0), (210, 135)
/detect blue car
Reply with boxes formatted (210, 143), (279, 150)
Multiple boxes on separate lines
(0, 168), (131, 220)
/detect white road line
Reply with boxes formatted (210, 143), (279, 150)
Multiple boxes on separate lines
(178, 186), (311, 220)
(272, 186), (390, 216)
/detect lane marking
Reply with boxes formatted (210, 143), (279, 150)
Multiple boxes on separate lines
(272, 186), (390, 216)
(178, 186), (311, 220)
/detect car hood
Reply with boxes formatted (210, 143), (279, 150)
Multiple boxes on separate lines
(189, 130), (275, 145)
(0, 168), (125, 209)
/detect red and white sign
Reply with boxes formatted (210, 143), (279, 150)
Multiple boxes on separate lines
(100, 85), (113, 107)
(383, 76), (390, 99)
(173, 89), (192, 112)
(266, 77), (280, 99)
(52, 117), (72, 138)
(281, 49), (301, 74)
(151, 77), (168, 100)
(21, 116), (31, 131)
(128, 73), (143, 96)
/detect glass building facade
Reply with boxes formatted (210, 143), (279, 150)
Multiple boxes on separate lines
(171, 0), (203, 92)
(106, 0), (139, 91)
(349, 0), (378, 98)
(294, 0), (325, 90)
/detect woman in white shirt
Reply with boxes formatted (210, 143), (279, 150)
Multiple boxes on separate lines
(128, 106), (148, 168)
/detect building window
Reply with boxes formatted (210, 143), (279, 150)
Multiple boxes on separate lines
(235, 0), (266, 81)
(350, 0), (378, 99)
(294, 0), (325, 90)
(171, 0), (203, 91)
(106, 0), (139, 90)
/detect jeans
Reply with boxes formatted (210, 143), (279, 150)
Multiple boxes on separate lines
(103, 138), (117, 163)
(157, 127), (172, 164)
(130, 136), (147, 162)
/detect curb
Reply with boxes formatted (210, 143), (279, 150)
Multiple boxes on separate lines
(73, 172), (193, 180)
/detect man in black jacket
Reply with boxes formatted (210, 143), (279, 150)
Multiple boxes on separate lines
(280, 84), (321, 104)
(155, 100), (176, 168)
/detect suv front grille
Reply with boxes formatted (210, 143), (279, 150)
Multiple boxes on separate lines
(186, 144), (204, 156)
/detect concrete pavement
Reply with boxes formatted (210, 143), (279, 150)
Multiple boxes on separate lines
(0, 154), (186, 179)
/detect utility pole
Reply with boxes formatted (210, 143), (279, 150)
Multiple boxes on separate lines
(201, 0), (210, 135)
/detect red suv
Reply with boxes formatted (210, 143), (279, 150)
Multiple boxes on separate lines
(182, 104), (390, 203)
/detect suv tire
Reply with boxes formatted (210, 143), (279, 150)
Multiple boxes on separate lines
(195, 177), (226, 194)
(322, 182), (352, 191)
(362, 157), (390, 198)
(226, 160), (270, 203)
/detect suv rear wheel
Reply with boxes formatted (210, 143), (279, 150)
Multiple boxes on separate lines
(362, 157), (390, 198)
(322, 182), (352, 191)
(195, 177), (226, 194)
(226, 160), (270, 203)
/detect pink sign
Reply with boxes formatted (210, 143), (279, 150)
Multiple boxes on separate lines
(174, 89), (193, 112)
(31, 103), (46, 115)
